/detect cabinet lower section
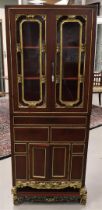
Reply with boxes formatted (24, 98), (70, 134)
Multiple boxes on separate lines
(14, 143), (85, 181)
(12, 181), (87, 205)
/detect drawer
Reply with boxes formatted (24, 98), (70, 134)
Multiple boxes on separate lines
(51, 127), (86, 142)
(13, 116), (86, 125)
(14, 127), (49, 142)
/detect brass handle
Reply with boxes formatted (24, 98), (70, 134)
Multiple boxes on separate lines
(51, 61), (55, 82)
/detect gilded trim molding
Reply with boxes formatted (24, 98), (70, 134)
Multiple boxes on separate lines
(15, 180), (82, 189)
(12, 181), (88, 205)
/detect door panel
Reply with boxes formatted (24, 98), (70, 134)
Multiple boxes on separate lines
(52, 146), (66, 178)
(16, 14), (47, 109)
(70, 155), (84, 180)
(29, 145), (48, 179)
(15, 155), (27, 180)
(51, 145), (70, 179)
(55, 15), (86, 109)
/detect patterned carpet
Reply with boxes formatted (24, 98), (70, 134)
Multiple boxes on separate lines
(0, 97), (10, 160)
(0, 97), (102, 159)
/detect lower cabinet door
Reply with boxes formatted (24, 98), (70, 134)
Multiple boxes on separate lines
(28, 144), (84, 181)
(15, 155), (27, 180)
(51, 145), (70, 179)
(29, 144), (50, 179)
(29, 144), (70, 180)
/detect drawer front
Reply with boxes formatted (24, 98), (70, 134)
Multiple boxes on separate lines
(51, 127), (86, 142)
(13, 116), (86, 125)
(14, 127), (49, 142)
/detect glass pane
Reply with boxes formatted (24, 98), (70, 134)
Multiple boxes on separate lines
(16, 15), (46, 108)
(62, 80), (78, 101)
(80, 51), (85, 75)
(62, 22), (80, 47)
(24, 80), (40, 101)
(62, 49), (79, 78)
(22, 21), (39, 47)
(95, 24), (102, 72)
(23, 49), (40, 77)
(56, 15), (86, 108)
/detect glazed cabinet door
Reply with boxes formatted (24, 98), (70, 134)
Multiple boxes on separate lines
(16, 14), (47, 110)
(16, 15), (47, 109)
(54, 11), (95, 112)
(7, 10), (49, 112)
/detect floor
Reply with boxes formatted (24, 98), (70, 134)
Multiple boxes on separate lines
(0, 94), (102, 210)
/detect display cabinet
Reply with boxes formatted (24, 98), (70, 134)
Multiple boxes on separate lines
(6, 5), (96, 204)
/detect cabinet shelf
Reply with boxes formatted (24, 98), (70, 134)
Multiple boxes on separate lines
(62, 77), (78, 80)
(24, 77), (40, 80)
(63, 46), (79, 49)
(23, 46), (39, 49)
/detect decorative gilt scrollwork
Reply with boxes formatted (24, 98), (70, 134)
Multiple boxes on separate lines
(56, 45), (60, 53)
(12, 181), (83, 204)
(68, 15), (76, 19)
(16, 180), (82, 189)
(18, 74), (22, 83)
(80, 187), (87, 205)
(81, 44), (86, 52)
(16, 44), (21, 52)
(42, 45), (46, 52)
(26, 15), (35, 19)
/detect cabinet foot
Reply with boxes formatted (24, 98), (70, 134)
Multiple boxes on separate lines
(80, 187), (87, 205)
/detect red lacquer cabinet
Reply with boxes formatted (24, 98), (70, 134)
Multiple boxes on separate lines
(6, 5), (96, 204)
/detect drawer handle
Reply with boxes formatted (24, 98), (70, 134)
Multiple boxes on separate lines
(51, 61), (55, 82)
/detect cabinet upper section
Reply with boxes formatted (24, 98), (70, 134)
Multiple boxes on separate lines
(6, 5), (97, 114)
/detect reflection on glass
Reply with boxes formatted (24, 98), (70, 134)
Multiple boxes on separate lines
(62, 22), (80, 47)
(24, 80), (40, 101)
(62, 49), (79, 78)
(23, 49), (40, 77)
(22, 21), (40, 47)
(62, 80), (78, 101)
